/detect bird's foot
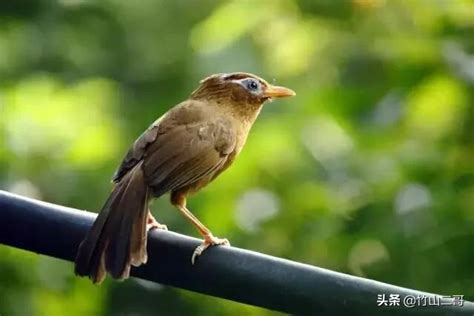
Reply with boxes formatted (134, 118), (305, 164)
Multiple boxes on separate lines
(191, 233), (230, 265)
(147, 213), (168, 231)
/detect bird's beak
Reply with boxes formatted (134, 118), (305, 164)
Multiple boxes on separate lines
(263, 84), (296, 98)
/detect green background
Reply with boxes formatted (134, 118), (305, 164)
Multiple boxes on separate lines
(0, 0), (473, 315)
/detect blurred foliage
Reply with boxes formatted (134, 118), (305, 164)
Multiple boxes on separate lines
(1, 0), (473, 315)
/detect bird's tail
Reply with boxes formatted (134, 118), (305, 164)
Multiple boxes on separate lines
(74, 163), (149, 284)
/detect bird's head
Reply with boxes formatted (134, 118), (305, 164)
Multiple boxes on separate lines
(190, 72), (295, 109)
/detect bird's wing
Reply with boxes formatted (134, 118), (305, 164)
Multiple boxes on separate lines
(141, 117), (236, 195)
(112, 117), (163, 183)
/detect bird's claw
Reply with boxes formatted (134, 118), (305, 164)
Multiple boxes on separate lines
(191, 235), (230, 265)
(147, 223), (168, 231)
(147, 215), (168, 231)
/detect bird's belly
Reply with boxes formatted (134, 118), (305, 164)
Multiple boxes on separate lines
(167, 174), (213, 198)
(166, 152), (237, 198)
(187, 176), (213, 194)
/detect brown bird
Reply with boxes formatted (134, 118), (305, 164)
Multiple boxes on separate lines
(74, 72), (295, 283)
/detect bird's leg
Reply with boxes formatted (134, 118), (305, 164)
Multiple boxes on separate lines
(175, 204), (230, 264)
(147, 210), (168, 231)
(171, 193), (229, 264)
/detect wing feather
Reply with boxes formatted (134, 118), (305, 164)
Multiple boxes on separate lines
(112, 100), (236, 196)
(143, 119), (235, 195)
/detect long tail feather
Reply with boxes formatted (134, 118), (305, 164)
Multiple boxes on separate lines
(74, 163), (149, 283)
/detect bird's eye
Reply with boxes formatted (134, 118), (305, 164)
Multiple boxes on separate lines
(246, 79), (260, 91)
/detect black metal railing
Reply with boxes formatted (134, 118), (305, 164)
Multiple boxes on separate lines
(0, 190), (472, 315)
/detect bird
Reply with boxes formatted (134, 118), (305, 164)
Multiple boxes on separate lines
(74, 72), (295, 283)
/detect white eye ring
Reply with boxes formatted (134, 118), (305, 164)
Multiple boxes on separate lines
(246, 79), (259, 91)
(230, 78), (262, 94)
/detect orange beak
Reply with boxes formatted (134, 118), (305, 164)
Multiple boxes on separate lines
(263, 84), (296, 98)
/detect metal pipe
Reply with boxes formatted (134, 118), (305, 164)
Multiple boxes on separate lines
(0, 190), (471, 315)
